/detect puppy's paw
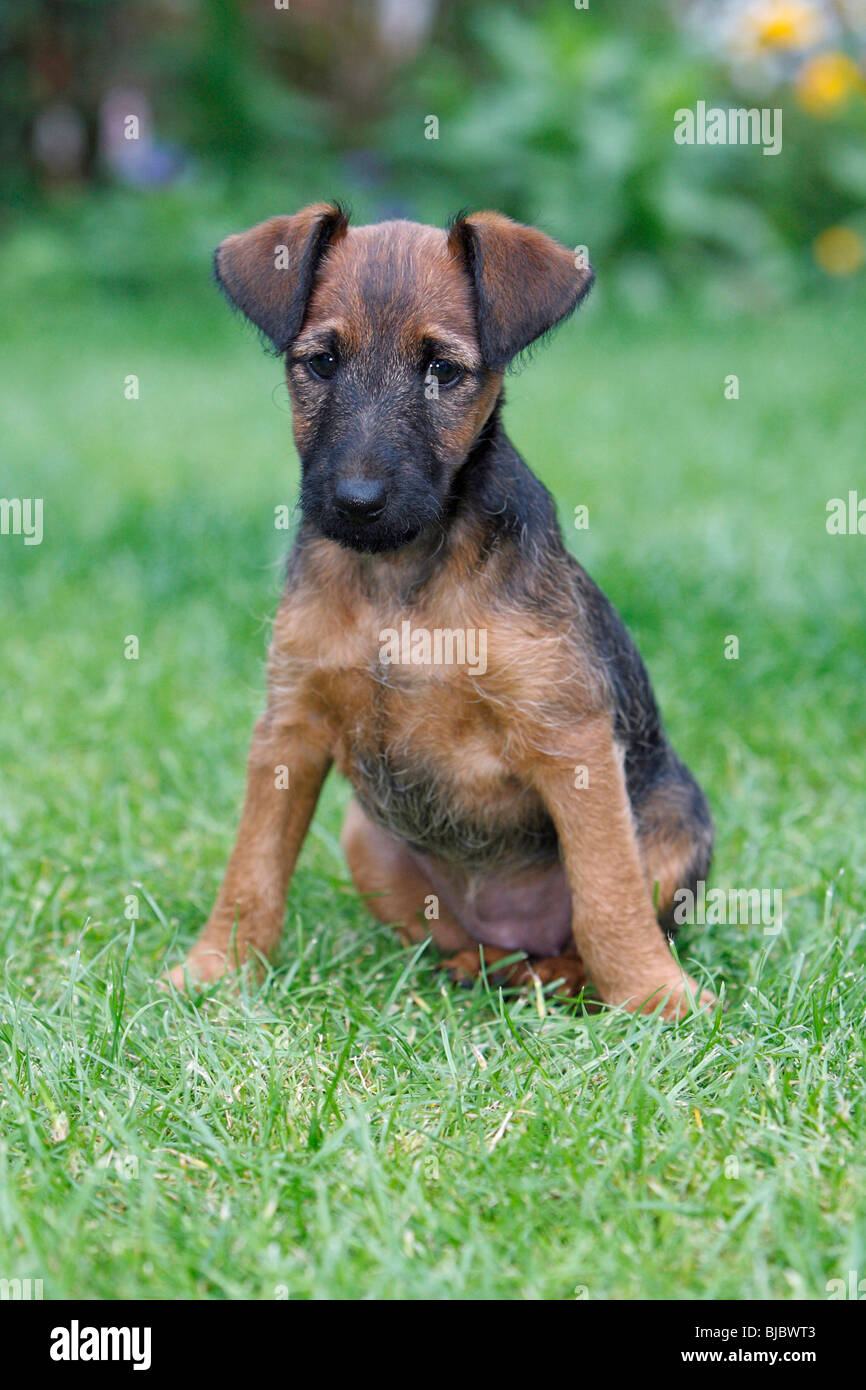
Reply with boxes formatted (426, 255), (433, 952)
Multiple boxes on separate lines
(524, 954), (587, 997)
(438, 946), (518, 988)
(633, 974), (718, 1020)
(164, 946), (229, 993)
(438, 947), (586, 998)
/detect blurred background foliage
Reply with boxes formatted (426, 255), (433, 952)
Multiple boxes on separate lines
(1, 0), (865, 315)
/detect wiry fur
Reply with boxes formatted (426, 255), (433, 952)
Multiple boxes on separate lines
(171, 204), (717, 1019)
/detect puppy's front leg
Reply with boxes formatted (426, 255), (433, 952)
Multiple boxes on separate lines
(169, 705), (331, 988)
(533, 715), (715, 1018)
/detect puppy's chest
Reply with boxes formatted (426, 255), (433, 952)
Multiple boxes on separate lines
(289, 611), (554, 866)
(331, 647), (513, 805)
(337, 669), (553, 866)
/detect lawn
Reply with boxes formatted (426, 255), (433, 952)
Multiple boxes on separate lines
(1, 251), (864, 1300)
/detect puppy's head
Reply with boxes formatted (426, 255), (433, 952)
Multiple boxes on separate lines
(215, 204), (593, 554)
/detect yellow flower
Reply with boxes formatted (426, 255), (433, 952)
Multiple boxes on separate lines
(814, 226), (865, 276)
(796, 52), (864, 115)
(751, 2), (823, 51)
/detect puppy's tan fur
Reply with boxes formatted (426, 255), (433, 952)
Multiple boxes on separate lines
(170, 205), (715, 1019)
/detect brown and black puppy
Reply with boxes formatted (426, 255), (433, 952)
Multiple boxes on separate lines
(170, 202), (716, 1018)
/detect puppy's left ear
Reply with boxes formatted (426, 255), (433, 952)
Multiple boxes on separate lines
(214, 201), (349, 353)
(447, 211), (593, 370)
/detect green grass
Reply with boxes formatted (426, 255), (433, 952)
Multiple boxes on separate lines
(1, 263), (865, 1300)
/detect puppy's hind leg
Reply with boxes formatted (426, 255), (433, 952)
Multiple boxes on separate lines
(633, 749), (714, 930)
(341, 797), (473, 953)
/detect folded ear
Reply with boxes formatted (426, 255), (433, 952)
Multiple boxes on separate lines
(213, 202), (349, 353)
(447, 211), (593, 369)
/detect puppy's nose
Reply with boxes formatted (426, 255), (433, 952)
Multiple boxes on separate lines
(333, 478), (387, 522)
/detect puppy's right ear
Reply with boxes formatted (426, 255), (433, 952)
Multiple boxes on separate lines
(213, 202), (349, 353)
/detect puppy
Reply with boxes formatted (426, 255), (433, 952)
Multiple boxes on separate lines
(170, 203), (715, 1018)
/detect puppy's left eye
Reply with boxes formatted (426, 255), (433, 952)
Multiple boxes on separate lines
(427, 358), (461, 386)
(307, 352), (338, 380)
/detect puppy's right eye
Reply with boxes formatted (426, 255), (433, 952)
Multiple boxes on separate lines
(307, 352), (338, 380)
(428, 358), (461, 386)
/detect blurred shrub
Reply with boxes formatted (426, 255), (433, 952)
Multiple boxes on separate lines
(1, 0), (864, 308)
(379, 3), (866, 306)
